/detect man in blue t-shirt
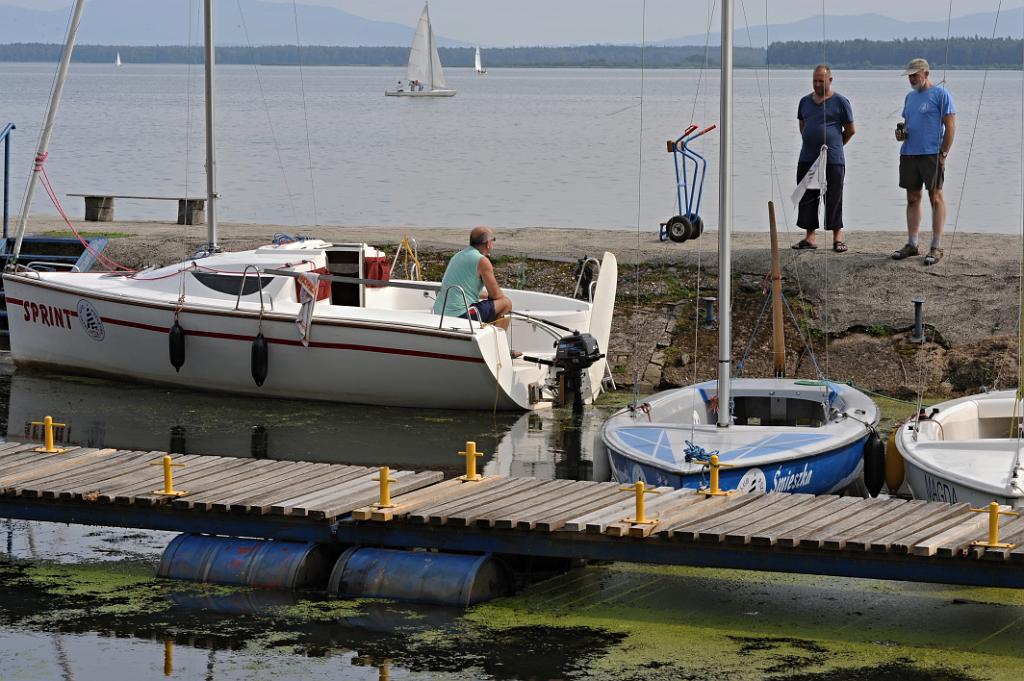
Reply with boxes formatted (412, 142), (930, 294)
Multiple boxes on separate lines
(891, 58), (956, 265)
(792, 64), (855, 252)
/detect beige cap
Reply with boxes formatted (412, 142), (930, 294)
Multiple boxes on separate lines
(903, 58), (929, 75)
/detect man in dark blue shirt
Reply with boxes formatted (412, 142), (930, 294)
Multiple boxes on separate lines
(792, 64), (855, 252)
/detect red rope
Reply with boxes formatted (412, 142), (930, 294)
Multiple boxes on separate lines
(34, 153), (135, 273)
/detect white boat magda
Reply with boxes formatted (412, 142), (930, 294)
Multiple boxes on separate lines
(896, 391), (1024, 508)
(474, 46), (487, 74)
(598, 0), (880, 494)
(386, 2), (456, 97)
(4, 0), (617, 411)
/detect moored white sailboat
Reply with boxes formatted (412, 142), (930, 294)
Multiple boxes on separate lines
(386, 2), (456, 97)
(598, 0), (880, 494)
(115, 51), (122, 67)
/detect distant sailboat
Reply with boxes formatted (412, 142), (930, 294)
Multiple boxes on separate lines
(385, 1), (456, 97)
(475, 46), (487, 74)
(114, 51), (122, 67)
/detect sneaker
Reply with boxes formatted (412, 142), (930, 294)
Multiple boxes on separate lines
(891, 243), (919, 260)
(924, 247), (944, 265)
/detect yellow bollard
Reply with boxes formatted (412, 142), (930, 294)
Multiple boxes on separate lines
(163, 639), (173, 676)
(150, 455), (187, 497)
(31, 415), (68, 454)
(700, 454), (734, 497)
(970, 501), (1020, 549)
(373, 466), (397, 508)
(619, 480), (661, 525)
(458, 441), (483, 482)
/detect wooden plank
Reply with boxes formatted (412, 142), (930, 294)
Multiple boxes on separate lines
(0, 448), (118, 491)
(795, 498), (895, 549)
(916, 514), (992, 557)
(867, 503), (971, 552)
(695, 494), (809, 543)
(46, 451), (173, 499)
(975, 516), (1024, 560)
(528, 484), (638, 532)
(310, 471), (444, 520)
(669, 494), (773, 541)
(627, 493), (707, 538)
(451, 479), (579, 528)
(720, 494), (821, 545)
(7, 449), (144, 491)
(216, 463), (330, 511)
(67, 454), (213, 501)
(842, 500), (932, 551)
(429, 478), (541, 525)
(488, 480), (607, 527)
(890, 506), (977, 554)
(227, 463), (364, 513)
(772, 496), (873, 547)
(350, 477), (471, 522)
(131, 456), (264, 505)
(270, 469), (388, 516)
(0, 442), (38, 455)
(404, 478), (518, 523)
(745, 496), (849, 546)
(664, 494), (768, 539)
(606, 488), (707, 537)
(168, 459), (334, 509)
(14, 451), (153, 497)
(183, 461), (327, 511)
(819, 498), (916, 550)
(0, 444), (72, 476)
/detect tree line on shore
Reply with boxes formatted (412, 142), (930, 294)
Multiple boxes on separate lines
(0, 37), (1020, 68)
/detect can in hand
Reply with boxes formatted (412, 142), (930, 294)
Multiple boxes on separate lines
(895, 122), (906, 140)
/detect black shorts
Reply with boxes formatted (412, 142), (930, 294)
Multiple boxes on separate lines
(464, 299), (497, 323)
(899, 154), (944, 191)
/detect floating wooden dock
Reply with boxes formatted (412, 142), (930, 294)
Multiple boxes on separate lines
(2, 441), (1024, 588)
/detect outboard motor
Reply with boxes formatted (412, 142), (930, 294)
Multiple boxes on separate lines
(553, 332), (603, 414)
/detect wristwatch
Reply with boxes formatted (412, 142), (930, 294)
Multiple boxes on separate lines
(940, 151), (948, 158)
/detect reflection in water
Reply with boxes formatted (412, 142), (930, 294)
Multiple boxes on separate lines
(2, 368), (611, 481)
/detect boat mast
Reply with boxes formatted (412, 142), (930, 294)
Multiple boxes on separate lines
(204, 0), (219, 250)
(9, 0), (86, 267)
(717, 0), (733, 427)
(426, 3), (435, 90)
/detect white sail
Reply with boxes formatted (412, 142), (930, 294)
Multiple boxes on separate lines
(475, 46), (484, 73)
(115, 51), (122, 67)
(427, 12), (447, 89)
(405, 4), (431, 85)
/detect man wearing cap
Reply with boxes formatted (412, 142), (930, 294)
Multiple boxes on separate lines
(892, 57), (956, 265)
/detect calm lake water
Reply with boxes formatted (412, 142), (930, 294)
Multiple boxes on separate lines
(2, 64), (1022, 234)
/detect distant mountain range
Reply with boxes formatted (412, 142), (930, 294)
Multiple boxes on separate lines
(0, 2), (1020, 47)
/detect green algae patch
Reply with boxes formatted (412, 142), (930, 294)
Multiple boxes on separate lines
(21, 560), (155, 598)
(462, 563), (1024, 681)
(268, 596), (369, 622)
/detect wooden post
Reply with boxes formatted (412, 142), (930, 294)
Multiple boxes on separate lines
(768, 201), (786, 377)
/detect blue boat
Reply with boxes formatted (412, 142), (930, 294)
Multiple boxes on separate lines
(599, 378), (880, 494)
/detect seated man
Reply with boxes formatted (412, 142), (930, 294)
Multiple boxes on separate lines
(433, 226), (512, 331)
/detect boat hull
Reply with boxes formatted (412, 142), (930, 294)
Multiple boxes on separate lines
(385, 90), (456, 97)
(5, 276), (524, 410)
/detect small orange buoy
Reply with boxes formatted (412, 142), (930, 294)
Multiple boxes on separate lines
(885, 425), (906, 493)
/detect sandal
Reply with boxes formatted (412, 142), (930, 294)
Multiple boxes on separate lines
(791, 239), (818, 250)
(891, 243), (919, 260)
(924, 247), (943, 265)
(832, 240), (848, 253)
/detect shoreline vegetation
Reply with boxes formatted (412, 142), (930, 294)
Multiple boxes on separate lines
(1, 37), (1022, 68)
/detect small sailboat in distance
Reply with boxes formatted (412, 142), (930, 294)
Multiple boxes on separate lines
(114, 51), (122, 67)
(475, 46), (487, 74)
(386, 1), (455, 97)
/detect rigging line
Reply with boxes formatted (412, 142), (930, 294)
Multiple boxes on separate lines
(236, 0), (300, 225)
(291, 0), (319, 227)
(687, 0), (717, 127)
(184, 0), (197, 251)
(633, 0), (647, 384)
(1013, 11), (1023, 475)
(820, 0), (830, 381)
(942, 0), (954, 85)
(945, 0), (1004, 261)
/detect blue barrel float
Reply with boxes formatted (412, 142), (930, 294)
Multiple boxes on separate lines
(328, 547), (512, 607)
(157, 534), (335, 589)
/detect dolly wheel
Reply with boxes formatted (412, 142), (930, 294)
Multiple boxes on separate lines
(666, 215), (692, 243)
(687, 215), (705, 240)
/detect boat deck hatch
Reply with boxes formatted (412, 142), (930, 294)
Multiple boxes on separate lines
(732, 396), (826, 428)
(326, 248), (362, 307)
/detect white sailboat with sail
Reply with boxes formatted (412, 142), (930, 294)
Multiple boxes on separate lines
(598, 0), (881, 494)
(475, 46), (487, 74)
(386, 2), (456, 97)
(114, 51), (122, 67)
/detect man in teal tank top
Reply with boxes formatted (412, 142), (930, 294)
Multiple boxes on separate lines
(433, 226), (512, 330)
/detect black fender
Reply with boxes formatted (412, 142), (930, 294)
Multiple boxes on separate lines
(863, 431), (886, 497)
(169, 320), (186, 372)
(251, 332), (269, 387)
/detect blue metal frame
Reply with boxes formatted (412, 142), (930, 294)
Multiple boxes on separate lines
(1, 123), (14, 240)
(661, 124), (714, 241)
(3, 497), (1024, 589)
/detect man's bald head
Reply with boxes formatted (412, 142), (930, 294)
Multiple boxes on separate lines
(470, 227), (495, 247)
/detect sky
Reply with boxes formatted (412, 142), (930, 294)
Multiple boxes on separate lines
(10, 0), (1024, 45)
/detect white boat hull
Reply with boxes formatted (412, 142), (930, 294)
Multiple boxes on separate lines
(385, 89), (456, 97)
(4, 245), (617, 411)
